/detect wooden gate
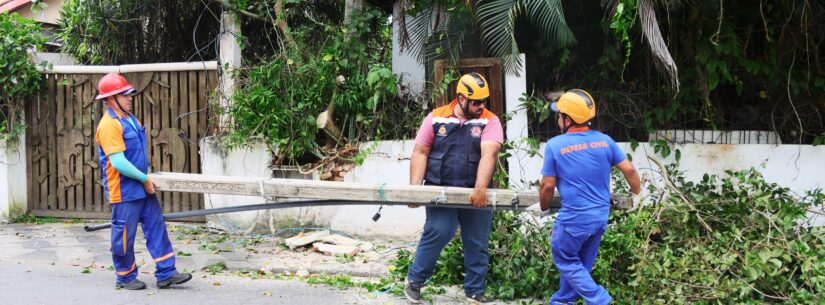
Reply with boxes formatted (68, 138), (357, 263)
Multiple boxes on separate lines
(26, 67), (217, 219)
(433, 58), (505, 116)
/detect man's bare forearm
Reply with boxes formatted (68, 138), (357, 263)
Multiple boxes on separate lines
(624, 170), (641, 194)
(409, 146), (429, 185)
(473, 154), (496, 190)
(539, 176), (557, 211)
(539, 185), (554, 211)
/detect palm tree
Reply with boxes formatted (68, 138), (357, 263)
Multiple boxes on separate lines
(398, 0), (575, 75)
(398, 0), (680, 90)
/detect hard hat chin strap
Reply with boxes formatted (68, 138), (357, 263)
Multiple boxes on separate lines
(110, 96), (128, 117)
(458, 95), (476, 120)
(461, 100), (472, 119)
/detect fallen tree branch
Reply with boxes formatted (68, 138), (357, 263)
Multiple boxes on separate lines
(647, 155), (713, 233)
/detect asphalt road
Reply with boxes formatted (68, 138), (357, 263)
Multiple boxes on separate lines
(0, 259), (402, 305)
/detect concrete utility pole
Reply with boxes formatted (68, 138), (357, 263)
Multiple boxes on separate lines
(219, 11), (242, 132)
(146, 172), (633, 210)
(344, 0), (364, 26)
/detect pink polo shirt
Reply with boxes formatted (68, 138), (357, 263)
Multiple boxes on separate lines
(414, 112), (504, 148)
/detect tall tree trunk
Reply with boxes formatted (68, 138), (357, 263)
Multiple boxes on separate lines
(274, 0), (298, 52)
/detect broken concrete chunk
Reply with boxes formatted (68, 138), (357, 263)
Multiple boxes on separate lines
(312, 243), (360, 257)
(284, 230), (330, 250)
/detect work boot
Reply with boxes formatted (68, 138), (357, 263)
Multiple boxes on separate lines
(157, 272), (192, 288)
(465, 292), (493, 303)
(404, 279), (422, 304)
(115, 278), (146, 290)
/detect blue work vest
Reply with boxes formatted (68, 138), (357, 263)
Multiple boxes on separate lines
(424, 101), (496, 187)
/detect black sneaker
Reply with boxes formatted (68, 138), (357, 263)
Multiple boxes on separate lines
(115, 279), (146, 290)
(157, 272), (192, 288)
(466, 292), (493, 303)
(404, 279), (422, 304)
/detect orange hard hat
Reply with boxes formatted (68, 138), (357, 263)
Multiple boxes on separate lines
(96, 73), (136, 99)
(551, 89), (596, 124)
(455, 73), (490, 100)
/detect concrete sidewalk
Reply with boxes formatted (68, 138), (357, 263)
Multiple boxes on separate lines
(0, 222), (395, 278)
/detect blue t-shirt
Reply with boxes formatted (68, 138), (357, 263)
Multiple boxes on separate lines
(541, 129), (626, 224)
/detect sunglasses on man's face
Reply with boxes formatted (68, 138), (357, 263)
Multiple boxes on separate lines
(469, 99), (488, 107)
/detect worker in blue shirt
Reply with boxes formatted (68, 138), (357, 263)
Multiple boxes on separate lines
(537, 89), (641, 305)
(94, 73), (192, 290)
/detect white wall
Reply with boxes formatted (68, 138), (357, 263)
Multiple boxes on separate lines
(337, 141), (425, 238)
(509, 143), (825, 195)
(511, 142), (825, 226)
(201, 138), (825, 237)
(391, 2), (427, 95)
(0, 134), (27, 223)
(200, 136), (271, 231)
(200, 137), (426, 238)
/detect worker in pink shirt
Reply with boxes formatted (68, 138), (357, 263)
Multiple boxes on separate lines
(404, 73), (504, 304)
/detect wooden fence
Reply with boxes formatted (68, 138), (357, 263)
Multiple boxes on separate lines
(26, 63), (218, 219)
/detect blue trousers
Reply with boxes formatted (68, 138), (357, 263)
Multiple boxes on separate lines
(407, 207), (493, 295)
(110, 195), (177, 284)
(550, 221), (612, 305)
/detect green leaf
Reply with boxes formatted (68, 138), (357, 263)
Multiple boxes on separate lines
(476, 0), (575, 75)
(708, 72), (720, 90)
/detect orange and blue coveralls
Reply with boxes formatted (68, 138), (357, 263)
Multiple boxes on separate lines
(95, 107), (178, 284)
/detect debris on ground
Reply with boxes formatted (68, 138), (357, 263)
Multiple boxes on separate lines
(284, 230), (375, 257)
(284, 230), (331, 249)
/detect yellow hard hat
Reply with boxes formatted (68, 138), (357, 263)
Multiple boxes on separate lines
(551, 89), (596, 124)
(455, 73), (490, 100)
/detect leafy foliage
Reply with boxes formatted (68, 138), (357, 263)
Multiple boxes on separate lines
(521, 1), (825, 144)
(476, 0), (574, 74)
(226, 9), (423, 161)
(609, 0), (637, 80)
(401, 0), (575, 75)
(58, 0), (222, 64)
(391, 168), (825, 304)
(0, 13), (47, 142)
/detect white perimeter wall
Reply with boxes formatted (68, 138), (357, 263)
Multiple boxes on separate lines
(201, 137), (825, 237)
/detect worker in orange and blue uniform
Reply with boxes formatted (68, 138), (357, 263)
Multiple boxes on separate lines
(94, 73), (192, 290)
(404, 73), (504, 304)
(534, 89), (641, 305)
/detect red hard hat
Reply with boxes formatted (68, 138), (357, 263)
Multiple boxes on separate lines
(96, 73), (136, 99)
